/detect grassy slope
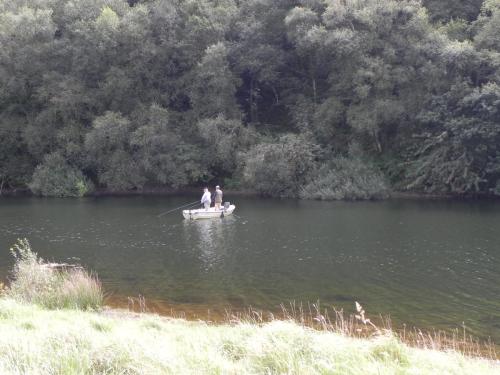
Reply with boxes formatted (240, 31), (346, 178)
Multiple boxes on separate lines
(0, 299), (498, 375)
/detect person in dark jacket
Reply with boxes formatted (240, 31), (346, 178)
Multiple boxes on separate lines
(214, 185), (223, 210)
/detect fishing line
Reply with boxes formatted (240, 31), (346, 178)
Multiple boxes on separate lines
(157, 201), (200, 217)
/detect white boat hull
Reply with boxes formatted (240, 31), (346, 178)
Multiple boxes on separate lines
(183, 205), (236, 220)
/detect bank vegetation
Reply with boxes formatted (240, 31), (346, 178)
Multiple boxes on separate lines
(1, 0), (500, 199)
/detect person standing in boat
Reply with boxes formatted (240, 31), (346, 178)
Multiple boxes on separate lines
(214, 185), (223, 210)
(201, 187), (211, 210)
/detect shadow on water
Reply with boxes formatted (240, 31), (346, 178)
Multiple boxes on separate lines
(1, 196), (500, 342)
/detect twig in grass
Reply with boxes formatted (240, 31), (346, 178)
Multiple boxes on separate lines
(127, 295), (148, 313)
(355, 301), (380, 334)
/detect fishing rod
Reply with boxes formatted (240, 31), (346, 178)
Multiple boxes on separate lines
(157, 201), (199, 217)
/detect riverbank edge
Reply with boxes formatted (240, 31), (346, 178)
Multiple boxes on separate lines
(2, 185), (500, 201)
(0, 298), (498, 374)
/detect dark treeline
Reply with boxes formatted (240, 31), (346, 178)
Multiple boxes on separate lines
(1, 0), (500, 198)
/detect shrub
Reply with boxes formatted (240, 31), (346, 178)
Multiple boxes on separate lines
(130, 105), (207, 188)
(223, 177), (242, 190)
(493, 180), (500, 196)
(197, 115), (256, 176)
(301, 146), (390, 201)
(6, 239), (103, 310)
(241, 134), (317, 197)
(29, 153), (93, 197)
(85, 111), (146, 191)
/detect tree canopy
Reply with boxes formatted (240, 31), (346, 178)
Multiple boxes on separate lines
(0, 0), (499, 198)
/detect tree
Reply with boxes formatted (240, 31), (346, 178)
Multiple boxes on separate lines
(423, 0), (484, 23)
(0, 116), (34, 191)
(241, 134), (317, 197)
(85, 111), (145, 190)
(230, 0), (288, 124)
(405, 82), (500, 194)
(285, 6), (324, 104)
(29, 153), (92, 197)
(475, 0), (500, 52)
(131, 104), (205, 187)
(189, 42), (241, 119)
(1, 0), (500, 198)
(197, 115), (255, 177)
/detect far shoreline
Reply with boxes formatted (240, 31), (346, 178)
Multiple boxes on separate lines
(1, 186), (500, 201)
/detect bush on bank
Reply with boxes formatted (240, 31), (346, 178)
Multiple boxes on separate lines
(241, 135), (317, 198)
(6, 239), (103, 310)
(300, 154), (390, 200)
(29, 153), (94, 197)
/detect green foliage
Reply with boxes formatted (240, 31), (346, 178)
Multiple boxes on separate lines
(405, 82), (500, 195)
(198, 115), (256, 176)
(0, 0), (500, 198)
(241, 134), (316, 197)
(7, 239), (103, 310)
(475, 0), (500, 51)
(440, 19), (471, 41)
(29, 153), (93, 197)
(190, 42), (241, 119)
(301, 146), (390, 200)
(96, 6), (120, 30)
(85, 111), (144, 190)
(131, 104), (205, 187)
(0, 117), (34, 189)
(423, 0), (484, 22)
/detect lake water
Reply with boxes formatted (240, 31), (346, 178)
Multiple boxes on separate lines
(0, 196), (499, 342)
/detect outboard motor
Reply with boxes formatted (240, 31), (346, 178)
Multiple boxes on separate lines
(224, 202), (230, 210)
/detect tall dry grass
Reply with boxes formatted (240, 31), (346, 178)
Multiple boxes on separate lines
(0, 298), (498, 375)
(6, 239), (103, 310)
(222, 301), (498, 361)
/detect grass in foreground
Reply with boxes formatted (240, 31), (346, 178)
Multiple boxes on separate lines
(0, 298), (498, 375)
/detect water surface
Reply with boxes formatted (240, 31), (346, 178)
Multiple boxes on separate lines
(0, 196), (499, 341)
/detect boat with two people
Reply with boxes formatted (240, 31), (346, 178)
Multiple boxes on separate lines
(182, 186), (236, 220)
(182, 202), (236, 220)
(157, 187), (236, 220)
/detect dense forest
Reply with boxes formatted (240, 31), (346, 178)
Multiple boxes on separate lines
(1, 0), (500, 198)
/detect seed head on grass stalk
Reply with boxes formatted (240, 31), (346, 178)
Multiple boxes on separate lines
(355, 301), (381, 334)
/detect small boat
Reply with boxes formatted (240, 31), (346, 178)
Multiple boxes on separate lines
(183, 204), (236, 220)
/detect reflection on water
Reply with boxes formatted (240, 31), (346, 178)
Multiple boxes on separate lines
(182, 216), (236, 270)
(0, 196), (500, 342)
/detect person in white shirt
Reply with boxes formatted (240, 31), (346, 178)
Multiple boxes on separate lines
(201, 187), (211, 210)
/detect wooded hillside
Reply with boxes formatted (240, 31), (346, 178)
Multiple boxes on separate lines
(1, 0), (500, 198)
